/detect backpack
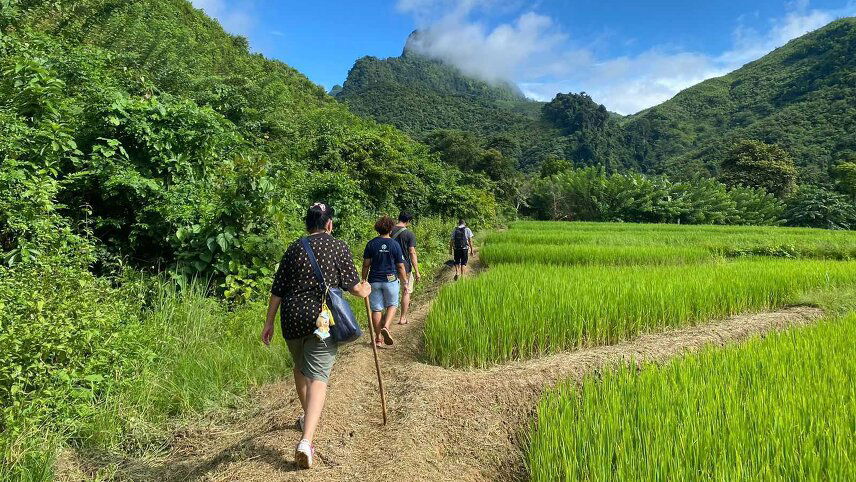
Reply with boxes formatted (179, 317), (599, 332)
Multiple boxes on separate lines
(453, 227), (468, 250)
(392, 227), (411, 268)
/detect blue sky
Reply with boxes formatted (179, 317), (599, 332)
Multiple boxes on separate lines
(191, 0), (856, 114)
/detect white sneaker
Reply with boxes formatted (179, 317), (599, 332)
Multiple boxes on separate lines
(296, 413), (305, 431)
(295, 439), (314, 469)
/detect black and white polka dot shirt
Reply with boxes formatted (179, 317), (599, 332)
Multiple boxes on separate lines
(270, 233), (360, 340)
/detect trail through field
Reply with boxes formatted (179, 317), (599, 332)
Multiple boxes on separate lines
(82, 259), (822, 481)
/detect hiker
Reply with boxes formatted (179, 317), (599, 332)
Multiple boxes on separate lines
(450, 218), (474, 281)
(362, 215), (408, 347)
(390, 211), (421, 325)
(262, 203), (371, 470)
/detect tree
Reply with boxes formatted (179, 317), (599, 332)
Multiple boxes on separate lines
(783, 185), (856, 229)
(539, 158), (573, 177)
(833, 161), (856, 200)
(720, 140), (797, 197)
(542, 92), (609, 134)
(478, 148), (515, 181)
(423, 129), (484, 171)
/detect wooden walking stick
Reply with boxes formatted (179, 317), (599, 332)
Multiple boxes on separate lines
(364, 296), (388, 425)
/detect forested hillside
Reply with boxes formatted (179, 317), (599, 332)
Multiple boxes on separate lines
(338, 18), (856, 182)
(623, 17), (856, 183)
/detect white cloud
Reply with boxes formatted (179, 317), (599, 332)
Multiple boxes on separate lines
(397, 0), (856, 114)
(191, 0), (257, 38)
(406, 11), (566, 82)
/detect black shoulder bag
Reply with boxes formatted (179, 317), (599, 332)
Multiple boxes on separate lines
(300, 237), (362, 344)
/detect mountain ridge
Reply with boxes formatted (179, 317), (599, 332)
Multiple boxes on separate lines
(338, 17), (856, 183)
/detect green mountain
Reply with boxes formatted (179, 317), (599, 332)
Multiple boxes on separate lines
(623, 17), (856, 183)
(1, 0), (499, 298)
(336, 32), (565, 166)
(338, 19), (856, 182)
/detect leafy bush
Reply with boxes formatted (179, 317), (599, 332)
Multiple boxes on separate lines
(0, 259), (147, 439)
(784, 185), (856, 229)
(529, 167), (784, 226)
(720, 140), (797, 197)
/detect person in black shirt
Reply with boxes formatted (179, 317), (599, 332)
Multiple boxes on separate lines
(450, 218), (474, 281)
(362, 215), (408, 348)
(262, 203), (370, 469)
(390, 211), (420, 325)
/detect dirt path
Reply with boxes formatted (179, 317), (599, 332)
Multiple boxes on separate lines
(93, 260), (823, 481)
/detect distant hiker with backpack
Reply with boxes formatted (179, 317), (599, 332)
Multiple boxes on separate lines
(450, 219), (474, 280)
(362, 215), (408, 347)
(390, 212), (420, 325)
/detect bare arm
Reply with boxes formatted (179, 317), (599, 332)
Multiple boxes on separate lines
(396, 262), (408, 282)
(469, 237), (474, 254)
(409, 247), (420, 280)
(262, 295), (282, 345)
(361, 258), (372, 282)
(348, 280), (371, 298)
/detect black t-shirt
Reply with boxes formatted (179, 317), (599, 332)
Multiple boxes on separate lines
(363, 236), (406, 283)
(390, 226), (416, 273)
(270, 233), (360, 340)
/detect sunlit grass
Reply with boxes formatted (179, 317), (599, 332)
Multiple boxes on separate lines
(486, 221), (856, 260)
(528, 315), (856, 480)
(481, 243), (714, 266)
(424, 259), (856, 367)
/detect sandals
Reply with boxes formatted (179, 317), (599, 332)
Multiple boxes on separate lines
(380, 327), (394, 345)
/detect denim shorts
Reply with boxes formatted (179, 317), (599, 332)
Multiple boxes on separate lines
(369, 280), (400, 312)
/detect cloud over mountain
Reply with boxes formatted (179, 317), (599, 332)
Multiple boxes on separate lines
(397, 0), (856, 114)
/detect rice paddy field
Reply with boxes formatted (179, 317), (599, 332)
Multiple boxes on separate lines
(423, 221), (856, 479)
(528, 315), (856, 481)
(484, 221), (856, 262)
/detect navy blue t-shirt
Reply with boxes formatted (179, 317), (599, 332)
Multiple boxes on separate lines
(363, 236), (406, 283)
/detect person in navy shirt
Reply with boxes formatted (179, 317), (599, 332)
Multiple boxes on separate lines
(362, 215), (408, 347)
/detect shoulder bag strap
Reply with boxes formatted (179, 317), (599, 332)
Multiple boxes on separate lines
(392, 227), (406, 239)
(300, 237), (327, 291)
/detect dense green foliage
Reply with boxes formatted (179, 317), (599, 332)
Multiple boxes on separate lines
(529, 315), (856, 480)
(1, 0), (499, 298)
(784, 184), (856, 229)
(625, 18), (856, 183)
(719, 139), (797, 196)
(529, 167), (785, 225)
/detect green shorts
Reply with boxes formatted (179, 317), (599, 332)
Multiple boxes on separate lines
(286, 334), (338, 383)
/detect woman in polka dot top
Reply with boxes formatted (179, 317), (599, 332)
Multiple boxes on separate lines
(262, 203), (371, 469)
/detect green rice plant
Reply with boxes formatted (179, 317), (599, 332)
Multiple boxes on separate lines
(487, 222), (856, 259)
(481, 243), (714, 266)
(528, 315), (856, 481)
(424, 259), (856, 367)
